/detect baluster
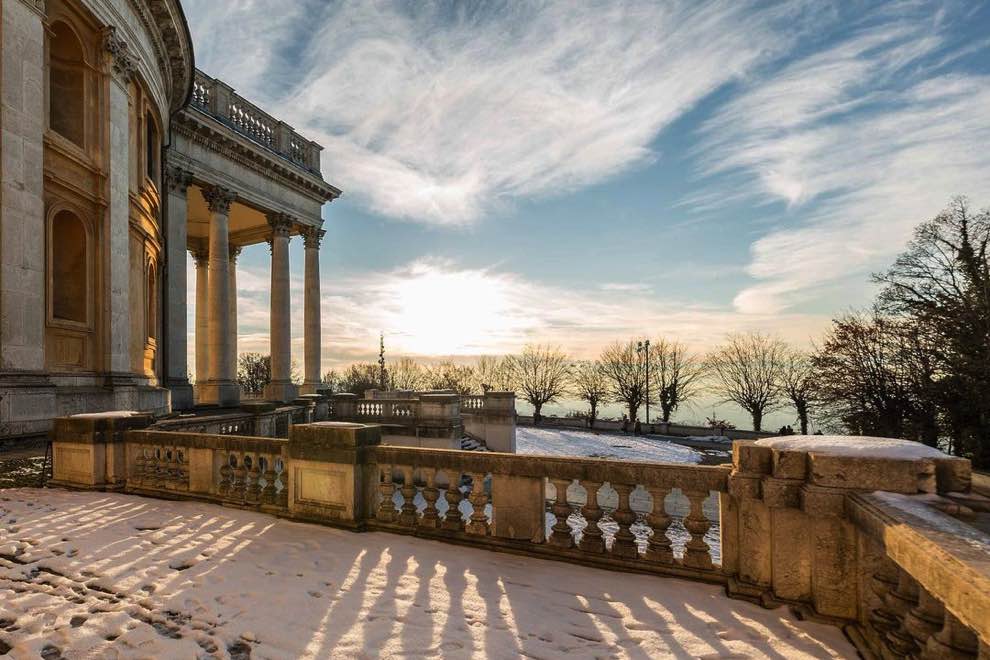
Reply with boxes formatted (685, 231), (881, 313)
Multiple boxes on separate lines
(682, 490), (713, 570)
(578, 480), (605, 554)
(466, 472), (490, 535)
(925, 611), (979, 659)
(134, 446), (147, 486)
(904, 587), (944, 651)
(869, 560), (901, 635)
(645, 487), (674, 564)
(548, 478), (575, 548)
(245, 454), (262, 504)
(609, 483), (639, 559)
(261, 455), (277, 505)
(884, 570), (920, 656)
(419, 468), (441, 529)
(217, 452), (232, 496)
(442, 473), (465, 532)
(399, 466), (418, 527)
(231, 453), (247, 502)
(275, 456), (288, 508)
(377, 464), (397, 522)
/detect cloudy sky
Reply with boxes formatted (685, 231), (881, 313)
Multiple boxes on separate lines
(182, 0), (990, 370)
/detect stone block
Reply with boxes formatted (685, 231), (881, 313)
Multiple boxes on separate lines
(288, 422), (381, 463)
(287, 458), (357, 523)
(762, 477), (802, 509)
(771, 449), (807, 480)
(733, 441), (772, 475)
(808, 454), (936, 494)
(933, 457), (971, 493)
(771, 507), (812, 602)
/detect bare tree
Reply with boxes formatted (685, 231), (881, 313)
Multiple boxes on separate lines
(571, 361), (610, 428)
(600, 341), (647, 422)
(514, 344), (570, 424)
(388, 357), (427, 391)
(780, 350), (815, 434)
(651, 338), (706, 423)
(238, 353), (270, 396)
(423, 361), (476, 395)
(474, 355), (517, 392)
(706, 333), (787, 432)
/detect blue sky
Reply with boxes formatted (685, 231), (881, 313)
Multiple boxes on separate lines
(183, 0), (990, 372)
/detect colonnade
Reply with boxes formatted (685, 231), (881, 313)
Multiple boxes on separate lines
(169, 178), (324, 407)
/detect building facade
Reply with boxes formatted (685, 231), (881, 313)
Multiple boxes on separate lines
(0, 0), (338, 442)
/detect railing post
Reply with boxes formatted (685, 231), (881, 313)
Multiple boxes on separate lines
(285, 421), (382, 529)
(48, 413), (153, 490)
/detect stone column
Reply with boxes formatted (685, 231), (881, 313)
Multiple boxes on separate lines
(191, 247), (209, 395)
(299, 227), (325, 394)
(0, 0), (55, 437)
(199, 186), (239, 406)
(164, 166), (194, 409)
(228, 245), (241, 383)
(264, 214), (296, 402)
(104, 28), (136, 377)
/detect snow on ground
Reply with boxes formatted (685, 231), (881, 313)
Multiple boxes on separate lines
(518, 427), (703, 464)
(754, 435), (948, 459)
(0, 489), (856, 659)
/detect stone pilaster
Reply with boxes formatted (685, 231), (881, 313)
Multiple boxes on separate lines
(104, 26), (134, 375)
(0, 0), (55, 437)
(191, 246), (209, 392)
(299, 227), (324, 394)
(264, 213), (296, 402)
(198, 186), (239, 406)
(164, 166), (194, 409)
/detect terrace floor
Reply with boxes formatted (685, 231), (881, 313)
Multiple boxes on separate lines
(0, 489), (856, 659)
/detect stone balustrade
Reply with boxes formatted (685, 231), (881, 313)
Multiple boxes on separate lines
(47, 418), (990, 657)
(190, 70), (322, 173)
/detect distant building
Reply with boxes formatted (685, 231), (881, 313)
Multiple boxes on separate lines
(0, 0), (338, 442)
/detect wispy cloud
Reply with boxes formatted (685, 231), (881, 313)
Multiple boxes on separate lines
(190, 256), (828, 373)
(693, 6), (990, 313)
(184, 0), (808, 225)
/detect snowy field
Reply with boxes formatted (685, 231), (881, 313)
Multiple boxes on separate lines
(517, 427), (706, 464)
(0, 489), (856, 659)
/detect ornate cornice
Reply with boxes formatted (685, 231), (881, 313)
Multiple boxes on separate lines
(164, 165), (193, 194)
(302, 227), (325, 250)
(172, 111), (340, 204)
(103, 27), (137, 82)
(202, 185), (236, 214)
(267, 213), (294, 238)
(128, 0), (194, 112)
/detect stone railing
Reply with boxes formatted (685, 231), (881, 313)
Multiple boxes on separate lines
(369, 444), (728, 581)
(190, 69), (322, 174)
(47, 419), (990, 657)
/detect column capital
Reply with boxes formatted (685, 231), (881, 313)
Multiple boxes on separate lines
(202, 185), (236, 214)
(189, 247), (209, 268)
(165, 165), (194, 194)
(267, 212), (294, 237)
(302, 226), (326, 249)
(103, 27), (136, 82)
(229, 245), (242, 262)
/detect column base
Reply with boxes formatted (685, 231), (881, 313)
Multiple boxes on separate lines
(297, 382), (325, 395)
(196, 380), (240, 407)
(264, 381), (298, 403)
(167, 380), (195, 410)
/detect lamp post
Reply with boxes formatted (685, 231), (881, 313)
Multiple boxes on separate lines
(637, 339), (650, 425)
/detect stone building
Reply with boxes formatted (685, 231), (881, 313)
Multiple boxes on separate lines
(0, 0), (338, 442)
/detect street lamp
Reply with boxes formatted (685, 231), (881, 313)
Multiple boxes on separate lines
(637, 339), (650, 425)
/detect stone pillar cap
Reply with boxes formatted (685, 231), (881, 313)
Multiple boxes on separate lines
(753, 435), (948, 460)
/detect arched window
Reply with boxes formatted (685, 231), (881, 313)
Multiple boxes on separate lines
(51, 210), (88, 323)
(49, 21), (86, 148)
(145, 111), (159, 182)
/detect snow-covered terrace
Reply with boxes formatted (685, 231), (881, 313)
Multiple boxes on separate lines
(0, 489), (855, 659)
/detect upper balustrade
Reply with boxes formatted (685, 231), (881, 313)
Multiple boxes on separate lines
(190, 70), (323, 175)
